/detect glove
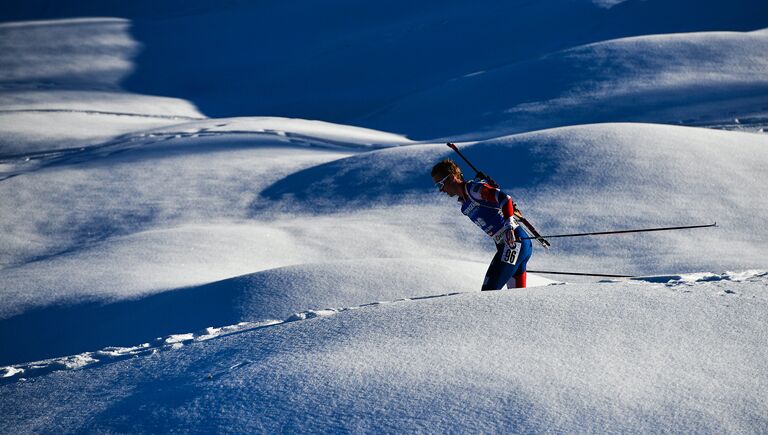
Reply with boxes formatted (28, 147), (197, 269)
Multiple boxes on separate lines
(501, 227), (519, 265)
(503, 227), (517, 246)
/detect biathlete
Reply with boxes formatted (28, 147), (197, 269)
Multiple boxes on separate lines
(431, 159), (533, 290)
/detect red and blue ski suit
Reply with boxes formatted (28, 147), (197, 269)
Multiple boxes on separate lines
(461, 180), (532, 290)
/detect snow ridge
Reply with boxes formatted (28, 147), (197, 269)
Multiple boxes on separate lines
(4, 269), (765, 384)
(0, 291), (466, 384)
(0, 116), (408, 181)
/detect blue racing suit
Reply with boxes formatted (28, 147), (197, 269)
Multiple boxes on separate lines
(460, 180), (533, 290)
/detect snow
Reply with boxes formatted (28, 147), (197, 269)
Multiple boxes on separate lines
(0, 18), (138, 86)
(364, 29), (768, 139)
(2, 271), (767, 432)
(1, 0), (767, 432)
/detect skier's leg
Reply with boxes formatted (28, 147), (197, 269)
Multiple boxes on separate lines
(514, 272), (527, 288)
(510, 236), (533, 289)
(482, 249), (503, 291)
(483, 245), (517, 291)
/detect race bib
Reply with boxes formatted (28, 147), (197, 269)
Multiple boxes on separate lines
(501, 242), (519, 265)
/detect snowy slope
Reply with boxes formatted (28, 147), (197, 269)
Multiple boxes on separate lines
(1, 0), (768, 432)
(0, 18), (205, 156)
(363, 29), (768, 139)
(263, 123), (768, 275)
(2, 1), (766, 132)
(2, 272), (767, 432)
(2, 121), (766, 367)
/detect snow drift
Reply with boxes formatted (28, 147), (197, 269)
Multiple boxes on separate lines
(2, 272), (767, 433)
(363, 29), (768, 139)
(1, 121), (767, 367)
(1, 0), (767, 432)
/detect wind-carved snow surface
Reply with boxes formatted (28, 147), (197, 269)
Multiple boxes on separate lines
(0, 292), (467, 383)
(4, 270), (762, 385)
(1, 0), (768, 432)
(0, 18), (138, 86)
(364, 29), (768, 140)
(0, 319), (280, 383)
(1, 271), (766, 432)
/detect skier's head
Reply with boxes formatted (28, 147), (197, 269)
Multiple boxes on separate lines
(432, 159), (465, 200)
(431, 159), (463, 180)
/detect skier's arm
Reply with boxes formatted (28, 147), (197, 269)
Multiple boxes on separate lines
(477, 183), (516, 223)
(498, 191), (515, 222)
(497, 190), (519, 245)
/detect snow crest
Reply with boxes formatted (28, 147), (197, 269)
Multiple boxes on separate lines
(0, 291), (467, 383)
(4, 270), (765, 384)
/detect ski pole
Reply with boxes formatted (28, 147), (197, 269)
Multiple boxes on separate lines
(528, 270), (634, 278)
(519, 222), (716, 240)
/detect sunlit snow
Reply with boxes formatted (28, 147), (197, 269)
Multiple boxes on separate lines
(1, 0), (767, 432)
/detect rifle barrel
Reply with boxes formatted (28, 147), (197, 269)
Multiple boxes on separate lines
(520, 223), (716, 240)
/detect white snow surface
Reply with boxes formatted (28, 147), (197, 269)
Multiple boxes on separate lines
(2, 271), (767, 432)
(1, 0), (767, 432)
(365, 29), (768, 139)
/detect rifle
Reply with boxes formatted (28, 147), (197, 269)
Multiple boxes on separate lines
(446, 142), (551, 249)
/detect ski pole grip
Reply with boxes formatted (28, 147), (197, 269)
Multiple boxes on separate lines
(446, 142), (459, 152)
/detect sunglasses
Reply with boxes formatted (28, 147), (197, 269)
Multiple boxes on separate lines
(435, 174), (452, 190)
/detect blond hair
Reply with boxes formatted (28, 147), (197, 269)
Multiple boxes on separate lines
(431, 159), (463, 180)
